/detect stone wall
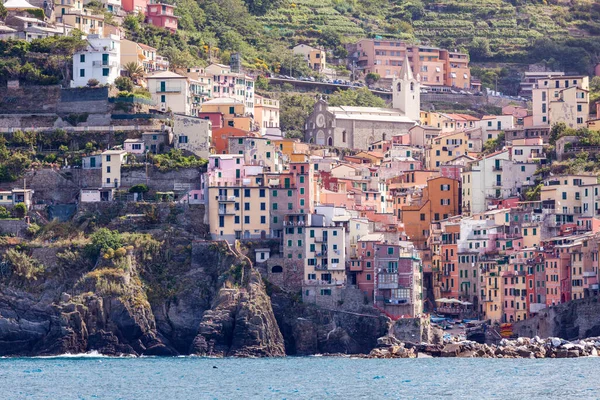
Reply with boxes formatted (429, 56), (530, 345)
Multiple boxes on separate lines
(513, 295), (600, 340)
(58, 87), (110, 114)
(120, 167), (202, 192)
(0, 219), (29, 237)
(0, 86), (61, 114)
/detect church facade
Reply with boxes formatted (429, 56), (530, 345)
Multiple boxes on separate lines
(304, 55), (420, 150)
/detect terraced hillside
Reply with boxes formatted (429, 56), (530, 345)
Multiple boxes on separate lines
(256, 0), (600, 69)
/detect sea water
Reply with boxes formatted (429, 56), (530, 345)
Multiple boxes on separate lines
(1, 356), (599, 399)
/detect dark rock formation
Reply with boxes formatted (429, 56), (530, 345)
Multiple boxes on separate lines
(190, 270), (285, 357)
(270, 290), (390, 355)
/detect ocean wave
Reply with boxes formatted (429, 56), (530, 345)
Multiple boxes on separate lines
(32, 351), (136, 359)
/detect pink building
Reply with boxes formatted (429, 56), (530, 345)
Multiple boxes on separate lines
(121, 0), (148, 13)
(147, 3), (178, 32)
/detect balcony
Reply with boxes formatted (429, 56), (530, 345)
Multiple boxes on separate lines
(218, 208), (235, 215)
(93, 61), (118, 68)
(217, 195), (236, 202)
(316, 251), (328, 257)
(492, 165), (502, 171)
(314, 264), (328, 271)
(314, 236), (327, 243)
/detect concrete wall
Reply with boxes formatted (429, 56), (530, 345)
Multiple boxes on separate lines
(513, 295), (600, 340)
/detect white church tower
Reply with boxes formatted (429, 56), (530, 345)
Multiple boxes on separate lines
(392, 54), (420, 122)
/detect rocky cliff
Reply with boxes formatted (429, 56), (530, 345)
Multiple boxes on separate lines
(0, 232), (390, 357)
(513, 295), (600, 340)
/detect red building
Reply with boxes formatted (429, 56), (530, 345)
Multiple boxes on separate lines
(147, 3), (178, 32)
(197, 112), (224, 129)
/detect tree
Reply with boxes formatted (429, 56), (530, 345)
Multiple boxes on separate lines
(328, 87), (386, 108)
(276, 92), (315, 137)
(88, 228), (123, 257)
(115, 76), (134, 92)
(0, 3), (7, 20)
(365, 73), (380, 85)
(13, 203), (27, 219)
(469, 37), (492, 61)
(123, 62), (144, 80)
(29, 34), (88, 85)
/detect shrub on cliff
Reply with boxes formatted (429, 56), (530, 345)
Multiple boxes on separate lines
(115, 76), (134, 92)
(4, 249), (45, 280)
(13, 203), (26, 219)
(87, 228), (123, 259)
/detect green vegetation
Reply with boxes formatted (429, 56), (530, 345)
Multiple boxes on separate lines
(482, 132), (505, 155)
(150, 149), (208, 171)
(328, 87), (386, 108)
(13, 203), (26, 219)
(87, 228), (123, 258)
(0, 35), (87, 86)
(114, 76), (134, 92)
(4, 249), (45, 280)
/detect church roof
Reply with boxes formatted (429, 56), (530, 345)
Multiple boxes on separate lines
(399, 53), (414, 81)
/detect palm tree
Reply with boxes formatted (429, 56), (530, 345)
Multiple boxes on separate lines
(123, 62), (145, 80)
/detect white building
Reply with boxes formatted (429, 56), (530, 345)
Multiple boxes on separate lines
(205, 63), (255, 115)
(147, 71), (193, 115)
(71, 34), (120, 88)
(254, 95), (280, 136)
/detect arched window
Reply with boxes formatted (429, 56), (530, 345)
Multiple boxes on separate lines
(327, 137), (333, 146)
(342, 130), (347, 143)
(397, 82), (402, 92)
(410, 82), (414, 91)
(272, 265), (283, 273)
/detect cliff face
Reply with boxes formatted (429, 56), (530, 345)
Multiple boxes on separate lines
(0, 237), (390, 357)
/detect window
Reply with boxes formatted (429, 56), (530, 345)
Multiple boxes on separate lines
(234, 216), (240, 224)
(261, 216), (266, 224)
(244, 216), (250, 224)
(106, 166), (111, 173)
(273, 203), (278, 210)
(300, 176), (305, 183)
(102, 68), (109, 77)
(259, 189), (265, 198)
(178, 136), (188, 144)
(260, 202), (266, 211)
(80, 54), (85, 63)
(244, 202), (250, 211)
(387, 247), (394, 255)
(420, 213), (425, 221)
(79, 69), (85, 77)
(244, 189), (250, 197)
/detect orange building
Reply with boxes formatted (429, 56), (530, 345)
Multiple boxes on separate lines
(211, 127), (257, 154)
(399, 176), (461, 249)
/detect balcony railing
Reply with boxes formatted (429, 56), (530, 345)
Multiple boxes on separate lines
(93, 61), (118, 68)
(217, 195), (236, 202)
(156, 86), (182, 93)
(314, 236), (327, 243)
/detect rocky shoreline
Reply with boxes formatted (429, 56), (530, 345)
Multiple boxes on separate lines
(365, 335), (600, 359)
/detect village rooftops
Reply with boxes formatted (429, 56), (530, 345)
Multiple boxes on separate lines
(358, 233), (385, 242)
(147, 71), (186, 79)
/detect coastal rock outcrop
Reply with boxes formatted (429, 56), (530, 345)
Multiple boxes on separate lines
(190, 269), (285, 357)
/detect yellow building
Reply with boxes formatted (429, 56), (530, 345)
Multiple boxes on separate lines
(201, 97), (251, 130)
(425, 130), (470, 170)
(101, 149), (127, 188)
(293, 44), (327, 73)
(55, 0), (105, 37)
(479, 258), (502, 323)
(273, 139), (310, 163)
(532, 75), (589, 128)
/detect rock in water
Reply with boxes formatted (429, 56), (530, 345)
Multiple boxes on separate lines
(191, 269), (285, 357)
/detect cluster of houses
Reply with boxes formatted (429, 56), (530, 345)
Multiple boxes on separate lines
(68, 64), (600, 323)
(3, 0), (600, 323)
(0, 0), (177, 41)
